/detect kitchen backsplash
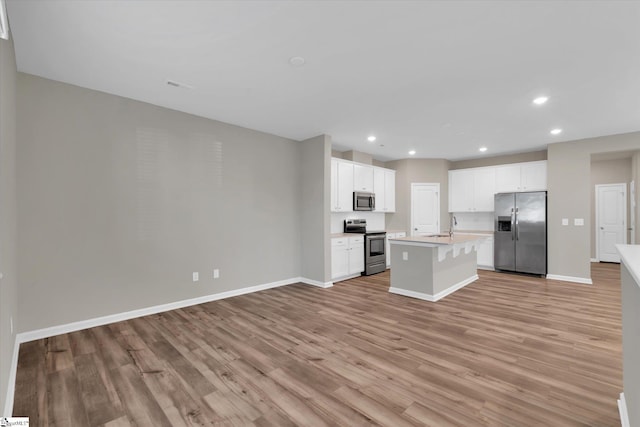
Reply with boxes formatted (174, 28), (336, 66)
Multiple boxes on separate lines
(331, 212), (386, 233)
(452, 212), (494, 231)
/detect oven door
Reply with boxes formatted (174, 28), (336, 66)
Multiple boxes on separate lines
(365, 234), (386, 275)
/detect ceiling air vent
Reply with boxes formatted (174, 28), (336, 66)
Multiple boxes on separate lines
(166, 79), (194, 90)
(0, 0), (9, 40)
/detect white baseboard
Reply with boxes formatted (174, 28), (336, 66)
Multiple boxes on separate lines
(299, 277), (333, 288)
(477, 265), (494, 271)
(17, 277), (305, 344)
(389, 274), (478, 302)
(591, 258), (599, 263)
(5, 275), (335, 414)
(331, 273), (362, 283)
(2, 335), (20, 416)
(546, 274), (593, 285)
(618, 392), (629, 427)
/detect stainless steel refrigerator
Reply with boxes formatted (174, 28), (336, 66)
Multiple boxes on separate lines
(494, 191), (547, 276)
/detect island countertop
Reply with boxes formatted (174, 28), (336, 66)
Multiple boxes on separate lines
(389, 233), (484, 246)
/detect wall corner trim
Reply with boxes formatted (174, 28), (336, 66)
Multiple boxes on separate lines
(546, 274), (593, 285)
(590, 258), (599, 263)
(2, 335), (20, 416)
(618, 392), (630, 427)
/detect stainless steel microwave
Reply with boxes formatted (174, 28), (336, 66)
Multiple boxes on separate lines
(353, 191), (375, 211)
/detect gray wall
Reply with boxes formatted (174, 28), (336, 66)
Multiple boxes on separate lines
(547, 132), (640, 280)
(17, 74), (305, 332)
(590, 158), (632, 258)
(384, 159), (450, 233)
(449, 150), (547, 170)
(300, 135), (331, 284)
(0, 31), (18, 415)
(342, 150), (372, 165)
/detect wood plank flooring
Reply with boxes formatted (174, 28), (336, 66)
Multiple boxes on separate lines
(13, 263), (622, 426)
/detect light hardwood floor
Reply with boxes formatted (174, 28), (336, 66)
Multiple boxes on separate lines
(13, 264), (622, 426)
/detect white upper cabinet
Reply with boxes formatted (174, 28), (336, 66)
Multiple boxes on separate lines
(448, 168), (495, 212)
(495, 161), (547, 193)
(449, 169), (474, 212)
(473, 168), (496, 211)
(353, 164), (374, 192)
(520, 161), (547, 191)
(332, 158), (395, 213)
(373, 167), (386, 211)
(384, 169), (396, 212)
(450, 161), (547, 213)
(494, 165), (521, 193)
(331, 159), (354, 212)
(373, 167), (396, 212)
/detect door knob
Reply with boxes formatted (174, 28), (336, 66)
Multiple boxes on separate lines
(600, 227), (604, 230)
(414, 228), (418, 231)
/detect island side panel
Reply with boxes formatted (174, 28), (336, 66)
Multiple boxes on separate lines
(432, 248), (477, 295)
(390, 244), (436, 296)
(621, 261), (640, 425)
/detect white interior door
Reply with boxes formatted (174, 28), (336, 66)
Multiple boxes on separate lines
(411, 183), (440, 236)
(596, 183), (627, 263)
(631, 180), (636, 245)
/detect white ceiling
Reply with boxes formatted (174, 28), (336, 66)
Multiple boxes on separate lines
(6, 0), (640, 161)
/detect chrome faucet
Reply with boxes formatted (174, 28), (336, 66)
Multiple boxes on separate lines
(449, 215), (458, 238)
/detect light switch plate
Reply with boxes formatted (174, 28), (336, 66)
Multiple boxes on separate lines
(562, 218), (569, 226)
(192, 272), (199, 282)
(574, 218), (584, 226)
(402, 251), (408, 261)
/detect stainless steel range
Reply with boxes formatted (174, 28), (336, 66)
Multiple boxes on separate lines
(344, 219), (387, 276)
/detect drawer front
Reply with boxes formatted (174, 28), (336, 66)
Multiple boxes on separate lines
(332, 238), (347, 247)
(349, 236), (364, 244)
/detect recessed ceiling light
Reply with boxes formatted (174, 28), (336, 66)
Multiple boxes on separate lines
(408, 150), (416, 156)
(367, 135), (376, 142)
(533, 96), (549, 105)
(550, 128), (562, 135)
(289, 56), (306, 67)
(479, 146), (488, 152)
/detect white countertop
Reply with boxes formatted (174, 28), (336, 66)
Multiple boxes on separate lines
(389, 233), (484, 246)
(617, 244), (640, 287)
(331, 232), (364, 238)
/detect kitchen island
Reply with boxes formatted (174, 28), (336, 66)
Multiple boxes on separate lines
(388, 234), (483, 302)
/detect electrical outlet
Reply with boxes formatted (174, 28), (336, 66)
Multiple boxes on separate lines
(213, 269), (220, 279)
(192, 272), (199, 282)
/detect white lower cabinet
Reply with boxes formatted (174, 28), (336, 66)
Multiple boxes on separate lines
(476, 235), (494, 270)
(331, 236), (365, 280)
(386, 232), (406, 267)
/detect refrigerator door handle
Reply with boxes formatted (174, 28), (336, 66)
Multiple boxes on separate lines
(515, 207), (519, 240)
(511, 208), (515, 240)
